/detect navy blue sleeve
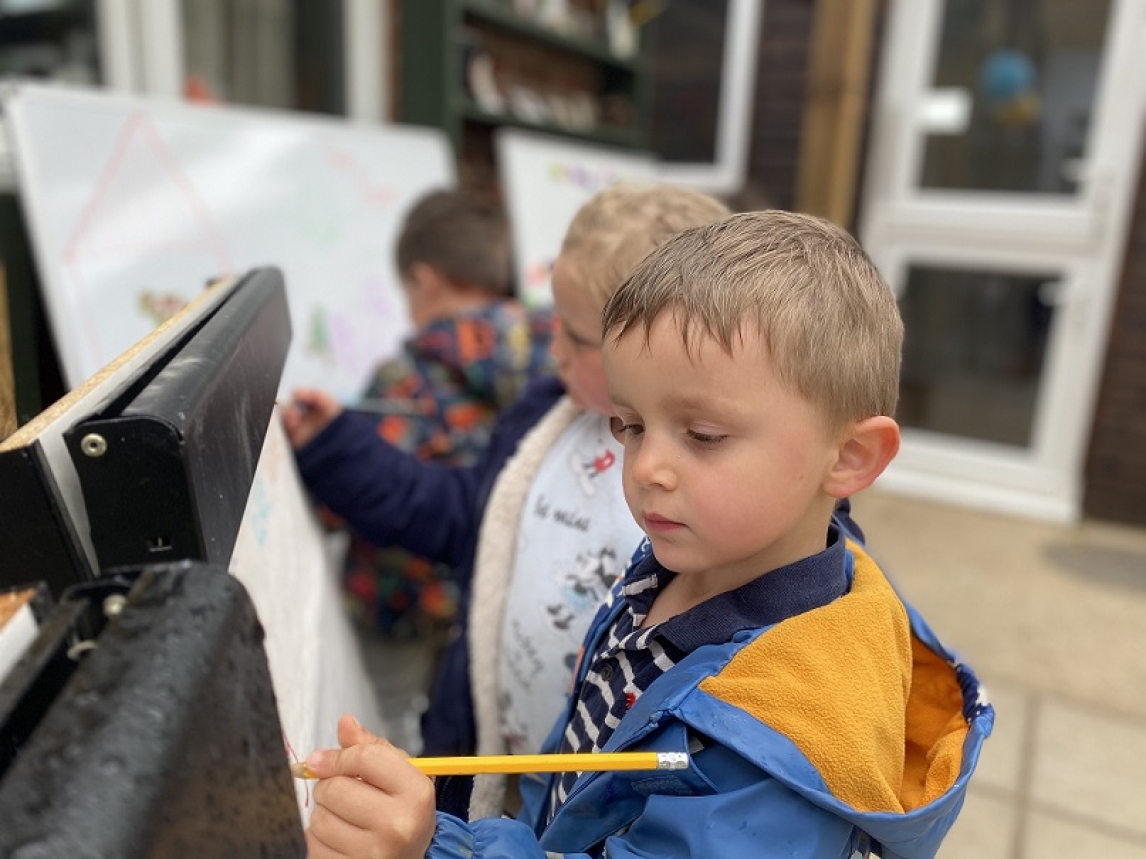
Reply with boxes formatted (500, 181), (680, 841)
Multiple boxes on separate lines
(293, 376), (564, 572)
(294, 410), (486, 568)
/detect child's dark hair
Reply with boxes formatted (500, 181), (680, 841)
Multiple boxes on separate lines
(395, 190), (512, 296)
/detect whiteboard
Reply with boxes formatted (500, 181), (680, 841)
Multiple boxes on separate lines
(495, 128), (657, 307)
(2, 82), (455, 402)
(230, 409), (382, 824)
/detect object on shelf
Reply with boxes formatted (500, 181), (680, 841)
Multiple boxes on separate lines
(568, 91), (598, 130)
(401, 0), (649, 182)
(600, 91), (635, 129)
(507, 0), (605, 43)
(462, 28), (507, 114)
(470, 53), (506, 113)
(547, 90), (597, 131)
(563, 4), (598, 40)
(536, 0), (570, 32)
(509, 84), (551, 124)
(606, 0), (636, 59)
(547, 92), (573, 128)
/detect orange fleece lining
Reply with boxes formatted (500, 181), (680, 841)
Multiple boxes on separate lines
(698, 544), (968, 813)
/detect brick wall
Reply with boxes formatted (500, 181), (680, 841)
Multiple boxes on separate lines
(1084, 149), (1146, 525)
(739, 0), (816, 211)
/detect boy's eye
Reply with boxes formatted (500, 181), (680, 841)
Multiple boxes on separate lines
(609, 416), (642, 441)
(557, 318), (599, 351)
(687, 429), (728, 445)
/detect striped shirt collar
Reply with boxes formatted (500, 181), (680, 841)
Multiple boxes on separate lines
(619, 521), (852, 654)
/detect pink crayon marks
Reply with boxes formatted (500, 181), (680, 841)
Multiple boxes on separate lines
(321, 137), (401, 208)
(291, 138), (409, 393)
(59, 112), (232, 376)
(304, 272), (405, 386)
(527, 256), (555, 289)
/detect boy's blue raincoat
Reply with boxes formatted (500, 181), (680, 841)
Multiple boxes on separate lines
(427, 540), (993, 858)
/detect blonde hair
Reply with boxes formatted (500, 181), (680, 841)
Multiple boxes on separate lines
(602, 210), (904, 431)
(558, 183), (731, 309)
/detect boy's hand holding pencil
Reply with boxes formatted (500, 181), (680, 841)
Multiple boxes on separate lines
(298, 713), (692, 857)
(303, 714), (437, 859)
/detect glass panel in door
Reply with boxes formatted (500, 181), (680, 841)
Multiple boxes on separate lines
(860, 0), (1145, 520)
(919, 0), (1112, 195)
(897, 264), (1058, 448)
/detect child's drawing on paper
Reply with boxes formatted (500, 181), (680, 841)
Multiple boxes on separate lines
(321, 137), (401, 208)
(59, 113), (232, 378)
(302, 274), (405, 386)
(138, 290), (189, 326)
(229, 410), (384, 823)
(547, 159), (625, 194)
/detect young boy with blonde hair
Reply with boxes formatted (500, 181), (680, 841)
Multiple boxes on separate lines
(287, 184), (731, 811)
(298, 211), (992, 858)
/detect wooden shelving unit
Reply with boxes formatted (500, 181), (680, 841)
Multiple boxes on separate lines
(401, 0), (651, 189)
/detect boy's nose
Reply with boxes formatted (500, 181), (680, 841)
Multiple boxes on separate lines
(629, 434), (676, 490)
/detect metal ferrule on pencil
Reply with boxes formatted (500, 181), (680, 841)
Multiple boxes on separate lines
(654, 752), (691, 771)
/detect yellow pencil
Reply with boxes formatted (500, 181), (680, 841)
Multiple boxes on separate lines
(290, 751), (689, 779)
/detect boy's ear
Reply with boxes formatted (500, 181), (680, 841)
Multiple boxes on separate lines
(822, 416), (900, 499)
(408, 261), (448, 297)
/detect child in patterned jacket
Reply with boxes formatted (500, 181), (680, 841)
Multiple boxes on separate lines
(307, 189), (553, 750)
(344, 189), (552, 640)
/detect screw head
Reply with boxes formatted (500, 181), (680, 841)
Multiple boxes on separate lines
(103, 594), (127, 618)
(80, 433), (108, 457)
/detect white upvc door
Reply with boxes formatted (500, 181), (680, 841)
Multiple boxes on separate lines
(859, 0), (1146, 523)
